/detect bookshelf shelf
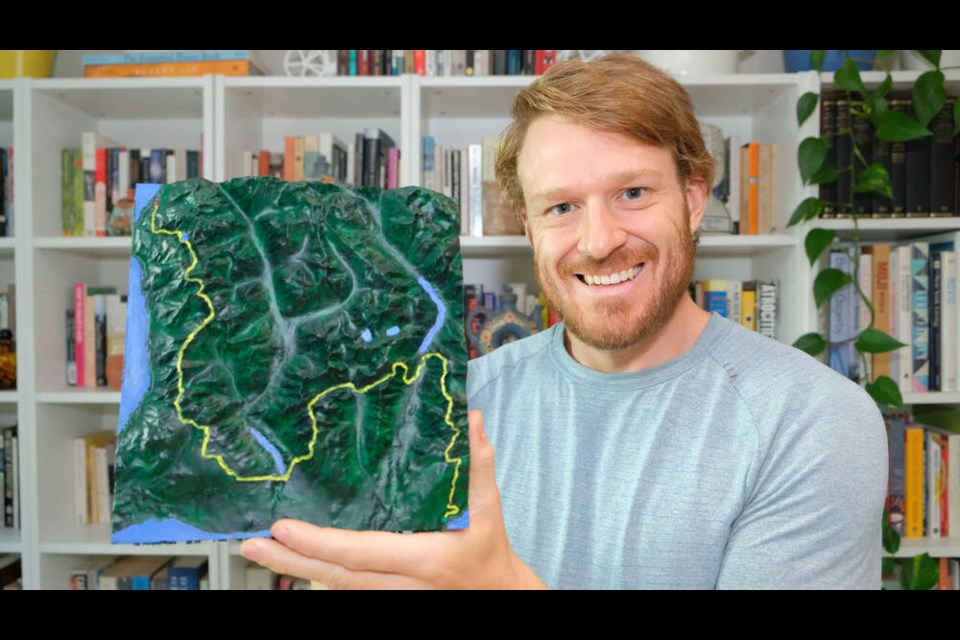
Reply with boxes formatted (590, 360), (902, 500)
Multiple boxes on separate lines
(901, 392), (960, 405)
(817, 218), (960, 242)
(31, 78), (206, 119)
(0, 390), (17, 403)
(894, 537), (960, 559)
(0, 238), (14, 257)
(34, 237), (131, 258)
(36, 391), (121, 405)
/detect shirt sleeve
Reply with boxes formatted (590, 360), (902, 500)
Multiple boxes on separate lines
(715, 386), (889, 589)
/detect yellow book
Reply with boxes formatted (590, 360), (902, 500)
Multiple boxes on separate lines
(740, 287), (757, 331)
(904, 427), (925, 538)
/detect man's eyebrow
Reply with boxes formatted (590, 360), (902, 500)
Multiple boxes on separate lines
(528, 170), (664, 204)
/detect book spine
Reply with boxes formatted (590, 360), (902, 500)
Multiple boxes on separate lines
(905, 98), (932, 217)
(896, 244), (913, 392)
(468, 144), (483, 237)
(61, 148), (75, 236)
(930, 250), (943, 391)
(66, 309), (76, 386)
(942, 251), (957, 392)
(930, 98), (956, 216)
(904, 426), (925, 537)
(757, 281), (777, 339)
(834, 94), (852, 216)
(911, 242), (930, 392)
(74, 283), (86, 388)
(851, 97), (873, 217)
(83, 60), (261, 77)
(819, 92), (838, 217)
(83, 50), (253, 65)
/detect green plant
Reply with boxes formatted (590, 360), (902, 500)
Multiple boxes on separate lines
(787, 50), (957, 589)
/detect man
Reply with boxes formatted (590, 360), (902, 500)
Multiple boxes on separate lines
(241, 53), (888, 589)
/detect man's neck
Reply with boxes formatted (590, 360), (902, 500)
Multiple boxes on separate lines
(563, 297), (712, 374)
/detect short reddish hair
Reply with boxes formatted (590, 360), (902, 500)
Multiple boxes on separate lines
(496, 52), (715, 213)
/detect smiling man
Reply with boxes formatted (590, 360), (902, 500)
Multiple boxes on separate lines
(241, 53), (888, 590)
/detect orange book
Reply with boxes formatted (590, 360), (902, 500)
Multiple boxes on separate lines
(740, 141), (760, 235)
(864, 243), (892, 379)
(84, 59), (263, 78)
(258, 150), (270, 177)
(283, 136), (295, 182)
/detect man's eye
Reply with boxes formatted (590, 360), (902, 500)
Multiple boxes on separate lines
(623, 187), (645, 200)
(550, 203), (574, 215)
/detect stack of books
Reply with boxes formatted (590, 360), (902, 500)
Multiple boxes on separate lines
(82, 50), (266, 78)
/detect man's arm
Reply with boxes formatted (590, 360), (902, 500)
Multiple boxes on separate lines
(715, 391), (888, 589)
(240, 410), (548, 590)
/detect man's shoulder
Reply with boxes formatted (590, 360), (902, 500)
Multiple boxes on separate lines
(467, 326), (556, 398)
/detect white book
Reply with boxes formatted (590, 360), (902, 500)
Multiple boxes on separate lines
(896, 243), (913, 393)
(889, 247), (900, 384)
(727, 280), (742, 325)
(926, 430), (944, 537)
(240, 150), (253, 178)
(73, 437), (88, 525)
(474, 50), (489, 76)
(942, 251), (957, 392)
(165, 152), (176, 184)
(726, 135), (742, 227)
(468, 144), (483, 238)
(507, 282), (527, 314)
(117, 149), (130, 202)
(95, 444), (115, 525)
(318, 132), (348, 182)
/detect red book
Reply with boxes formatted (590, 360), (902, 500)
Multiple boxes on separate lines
(258, 150), (270, 177)
(386, 147), (400, 189)
(535, 50), (557, 75)
(74, 283), (86, 388)
(94, 148), (108, 237)
(415, 50), (426, 76)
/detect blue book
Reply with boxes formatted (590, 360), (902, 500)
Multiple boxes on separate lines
(168, 556), (209, 590)
(83, 50), (254, 66)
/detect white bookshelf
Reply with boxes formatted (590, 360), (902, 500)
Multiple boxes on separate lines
(2, 63), (956, 589)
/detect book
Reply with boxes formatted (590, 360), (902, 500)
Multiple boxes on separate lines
(863, 243), (893, 380)
(757, 281), (778, 339)
(911, 242), (930, 392)
(739, 141), (759, 234)
(106, 293), (127, 391)
(73, 430), (116, 525)
(903, 425), (925, 537)
(168, 556), (209, 590)
(82, 50), (258, 66)
(84, 59), (264, 78)
(363, 127), (396, 189)
(81, 133), (120, 237)
(909, 406), (960, 539)
(98, 555), (173, 590)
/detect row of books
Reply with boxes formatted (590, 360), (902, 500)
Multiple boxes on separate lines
(827, 235), (960, 392)
(885, 407), (959, 543)
(0, 554), (20, 590)
(82, 50), (265, 78)
(819, 92), (958, 218)
(60, 133), (203, 237)
(333, 50), (557, 78)
(706, 137), (778, 236)
(70, 555), (209, 590)
(688, 279), (779, 339)
(0, 425), (18, 529)
(422, 136), (519, 238)
(0, 147), (11, 237)
(73, 429), (115, 526)
(238, 127), (398, 191)
(67, 284), (127, 389)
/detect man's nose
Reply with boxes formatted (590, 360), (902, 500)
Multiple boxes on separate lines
(577, 203), (627, 260)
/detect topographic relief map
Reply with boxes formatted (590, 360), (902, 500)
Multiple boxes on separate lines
(113, 178), (469, 543)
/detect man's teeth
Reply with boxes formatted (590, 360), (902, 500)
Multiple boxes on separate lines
(582, 265), (643, 286)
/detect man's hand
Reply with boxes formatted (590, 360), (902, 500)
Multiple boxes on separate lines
(239, 409), (547, 589)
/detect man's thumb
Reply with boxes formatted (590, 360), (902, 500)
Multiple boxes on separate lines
(467, 409), (500, 518)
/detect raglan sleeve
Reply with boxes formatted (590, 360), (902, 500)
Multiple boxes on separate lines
(715, 380), (889, 589)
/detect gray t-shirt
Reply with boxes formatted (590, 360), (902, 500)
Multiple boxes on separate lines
(467, 313), (888, 589)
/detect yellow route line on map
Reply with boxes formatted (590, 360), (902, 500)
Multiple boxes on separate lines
(149, 200), (464, 519)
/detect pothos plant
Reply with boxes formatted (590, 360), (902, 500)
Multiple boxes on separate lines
(787, 50), (956, 590)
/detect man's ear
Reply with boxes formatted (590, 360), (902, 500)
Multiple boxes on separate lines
(684, 178), (709, 234)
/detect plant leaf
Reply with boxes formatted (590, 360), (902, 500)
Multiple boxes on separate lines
(882, 509), (900, 554)
(855, 328), (907, 353)
(900, 553), (939, 590)
(788, 197), (825, 227)
(798, 137), (828, 184)
(876, 109), (932, 142)
(797, 92), (819, 127)
(917, 50), (941, 68)
(866, 375), (904, 408)
(805, 227), (835, 264)
(813, 268), (852, 308)
(810, 163), (839, 185)
(810, 50), (826, 71)
(864, 90), (889, 127)
(913, 70), (946, 126)
(881, 556), (897, 579)
(853, 162), (893, 197)
(835, 58), (866, 93)
(792, 332), (827, 357)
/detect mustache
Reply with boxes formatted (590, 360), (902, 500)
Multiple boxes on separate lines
(559, 246), (656, 276)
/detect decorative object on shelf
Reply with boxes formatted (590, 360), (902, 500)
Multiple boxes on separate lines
(698, 121), (735, 234)
(0, 329), (14, 389)
(283, 50), (337, 77)
(556, 50), (612, 63)
(113, 178), (470, 543)
(0, 50), (55, 78)
(787, 49), (953, 589)
(466, 285), (544, 356)
(783, 50), (877, 73)
(631, 51), (744, 76)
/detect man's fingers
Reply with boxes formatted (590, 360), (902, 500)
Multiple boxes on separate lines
(239, 535), (426, 589)
(467, 409), (503, 524)
(265, 519), (451, 576)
